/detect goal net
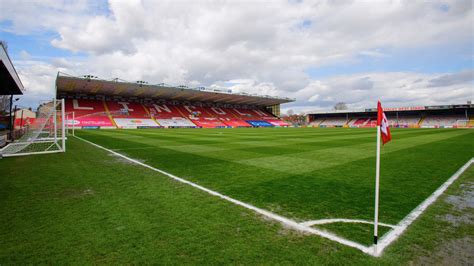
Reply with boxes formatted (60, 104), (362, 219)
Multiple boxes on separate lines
(0, 99), (66, 157)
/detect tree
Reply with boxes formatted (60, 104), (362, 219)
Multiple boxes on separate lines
(334, 102), (348, 110)
(286, 109), (294, 116)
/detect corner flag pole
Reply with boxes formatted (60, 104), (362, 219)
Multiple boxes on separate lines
(72, 111), (75, 136)
(374, 124), (381, 247)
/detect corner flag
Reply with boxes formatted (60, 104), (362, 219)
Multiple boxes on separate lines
(373, 100), (391, 249)
(377, 101), (391, 145)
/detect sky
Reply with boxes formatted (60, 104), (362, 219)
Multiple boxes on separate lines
(0, 0), (473, 114)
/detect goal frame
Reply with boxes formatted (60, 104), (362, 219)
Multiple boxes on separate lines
(0, 98), (66, 158)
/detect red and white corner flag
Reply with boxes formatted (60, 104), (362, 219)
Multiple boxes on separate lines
(377, 101), (392, 145)
(373, 100), (392, 251)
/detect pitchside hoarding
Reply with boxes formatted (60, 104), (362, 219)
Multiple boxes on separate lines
(67, 117), (115, 128)
(113, 118), (160, 129)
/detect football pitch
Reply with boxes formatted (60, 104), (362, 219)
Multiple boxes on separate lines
(77, 128), (473, 249)
(1, 127), (473, 263)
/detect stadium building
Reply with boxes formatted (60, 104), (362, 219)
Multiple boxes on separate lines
(308, 103), (474, 128)
(55, 72), (294, 129)
(0, 42), (24, 146)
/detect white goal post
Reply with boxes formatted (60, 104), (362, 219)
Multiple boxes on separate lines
(66, 111), (75, 137)
(0, 98), (66, 158)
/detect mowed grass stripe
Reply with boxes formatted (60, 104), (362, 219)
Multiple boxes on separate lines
(98, 127), (383, 144)
(95, 129), (468, 177)
(105, 127), (437, 144)
(83, 128), (446, 158)
(224, 132), (473, 222)
(239, 129), (471, 174)
(79, 132), (290, 188)
(76, 128), (473, 231)
(77, 129), (471, 184)
(75, 129), (473, 249)
(77, 129), (385, 171)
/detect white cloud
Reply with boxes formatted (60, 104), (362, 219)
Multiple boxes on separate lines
(282, 71), (473, 114)
(0, 0), (96, 34)
(19, 50), (31, 60)
(358, 50), (389, 58)
(13, 60), (65, 108)
(427, 70), (474, 87)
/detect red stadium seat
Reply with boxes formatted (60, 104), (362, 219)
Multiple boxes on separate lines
(177, 105), (228, 128)
(65, 99), (281, 129)
(207, 107), (251, 127)
(105, 101), (150, 118)
(65, 99), (115, 128)
(144, 103), (185, 119)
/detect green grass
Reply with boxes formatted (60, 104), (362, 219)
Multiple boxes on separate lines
(75, 127), (473, 245)
(1, 127), (473, 264)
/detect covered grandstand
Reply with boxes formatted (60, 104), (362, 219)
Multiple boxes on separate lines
(1, 42), (24, 145)
(55, 72), (294, 129)
(308, 103), (474, 128)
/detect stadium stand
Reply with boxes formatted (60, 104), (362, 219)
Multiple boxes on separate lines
(319, 118), (348, 127)
(230, 108), (278, 126)
(64, 98), (287, 129)
(309, 118), (325, 127)
(105, 100), (160, 128)
(387, 116), (421, 127)
(365, 118), (378, 128)
(144, 103), (196, 128)
(145, 103), (184, 118)
(420, 115), (466, 128)
(351, 118), (370, 127)
(177, 105), (228, 128)
(246, 120), (274, 127)
(206, 107), (252, 127)
(65, 99), (115, 128)
(106, 101), (149, 118)
(56, 73), (294, 129)
(307, 104), (473, 128)
(156, 117), (196, 128)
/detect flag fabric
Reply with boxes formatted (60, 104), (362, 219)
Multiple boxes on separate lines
(377, 101), (392, 145)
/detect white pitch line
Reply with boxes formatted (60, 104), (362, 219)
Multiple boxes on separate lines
(111, 147), (157, 151)
(75, 136), (373, 255)
(301, 219), (397, 229)
(371, 158), (474, 257)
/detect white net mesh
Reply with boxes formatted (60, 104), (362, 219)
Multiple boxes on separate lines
(0, 99), (65, 157)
